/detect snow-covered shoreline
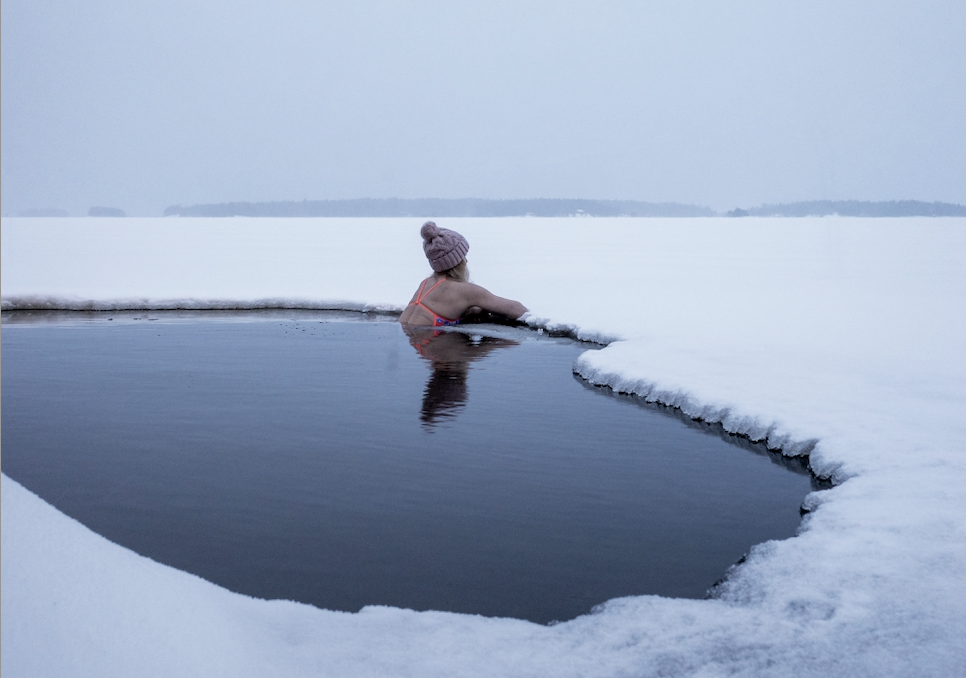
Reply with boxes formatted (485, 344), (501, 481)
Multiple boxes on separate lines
(3, 216), (965, 676)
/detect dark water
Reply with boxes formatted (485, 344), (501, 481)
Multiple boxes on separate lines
(1, 310), (816, 624)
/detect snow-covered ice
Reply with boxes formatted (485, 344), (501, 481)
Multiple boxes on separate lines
(3, 216), (965, 677)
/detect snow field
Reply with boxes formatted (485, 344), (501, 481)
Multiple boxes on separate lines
(2, 216), (965, 676)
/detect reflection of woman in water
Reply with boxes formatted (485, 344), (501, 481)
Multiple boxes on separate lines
(402, 326), (519, 429)
(400, 221), (527, 429)
(398, 221), (527, 327)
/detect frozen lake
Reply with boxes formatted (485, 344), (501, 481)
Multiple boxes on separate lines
(3, 217), (964, 675)
(2, 310), (816, 624)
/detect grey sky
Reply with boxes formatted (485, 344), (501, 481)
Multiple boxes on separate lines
(2, 0), (964, 216)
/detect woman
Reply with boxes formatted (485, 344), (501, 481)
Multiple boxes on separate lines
(399, 221), (527, 327)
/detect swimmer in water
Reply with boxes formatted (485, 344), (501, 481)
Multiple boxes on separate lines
(398, 221), (527, 327)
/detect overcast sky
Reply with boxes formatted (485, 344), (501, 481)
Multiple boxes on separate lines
(2, 1), (964, 216)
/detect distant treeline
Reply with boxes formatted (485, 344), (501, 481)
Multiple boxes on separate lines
(726, 200), (966, 217)
(16, 206), (127, 217)
(17, 208), (70, 217)
(88, 206), (126, 217)
(15, 198), (966, 219)
(163, 198), (716, 218)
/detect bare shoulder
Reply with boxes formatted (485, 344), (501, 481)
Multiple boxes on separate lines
(458, 281), (494, 300)
(446, 281), (496, 304)
(454, 281), (527, 319)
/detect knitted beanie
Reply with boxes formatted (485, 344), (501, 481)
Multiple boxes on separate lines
(421, 221), (469, 272)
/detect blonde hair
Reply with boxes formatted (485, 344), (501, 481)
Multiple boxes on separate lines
(438, 259), (469, 283)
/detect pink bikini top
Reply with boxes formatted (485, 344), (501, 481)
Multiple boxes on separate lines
(407, 278), (460, 327)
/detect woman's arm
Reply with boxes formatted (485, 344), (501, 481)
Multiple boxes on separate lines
(463, 283), (527, 320)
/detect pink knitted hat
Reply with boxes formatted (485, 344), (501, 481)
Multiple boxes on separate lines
(421, 221), (469, 272)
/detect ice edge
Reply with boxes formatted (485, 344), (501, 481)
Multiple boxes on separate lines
(572, 353), (840, 483)
(0, 296), (404, 314)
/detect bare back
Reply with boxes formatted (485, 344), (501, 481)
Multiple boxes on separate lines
(399, 275), (527, 326)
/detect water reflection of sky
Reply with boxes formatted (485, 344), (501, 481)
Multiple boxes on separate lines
(2, 312), (816, 624)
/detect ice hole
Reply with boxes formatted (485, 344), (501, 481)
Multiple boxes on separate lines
(1, 310), (819, 624)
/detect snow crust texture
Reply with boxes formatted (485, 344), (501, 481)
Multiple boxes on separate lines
(3, 217), (966, 677)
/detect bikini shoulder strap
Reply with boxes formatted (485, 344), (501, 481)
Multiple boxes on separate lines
(418, 277), (446, 301)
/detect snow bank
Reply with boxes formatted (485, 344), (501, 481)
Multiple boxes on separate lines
(3, 216), (966, 676)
